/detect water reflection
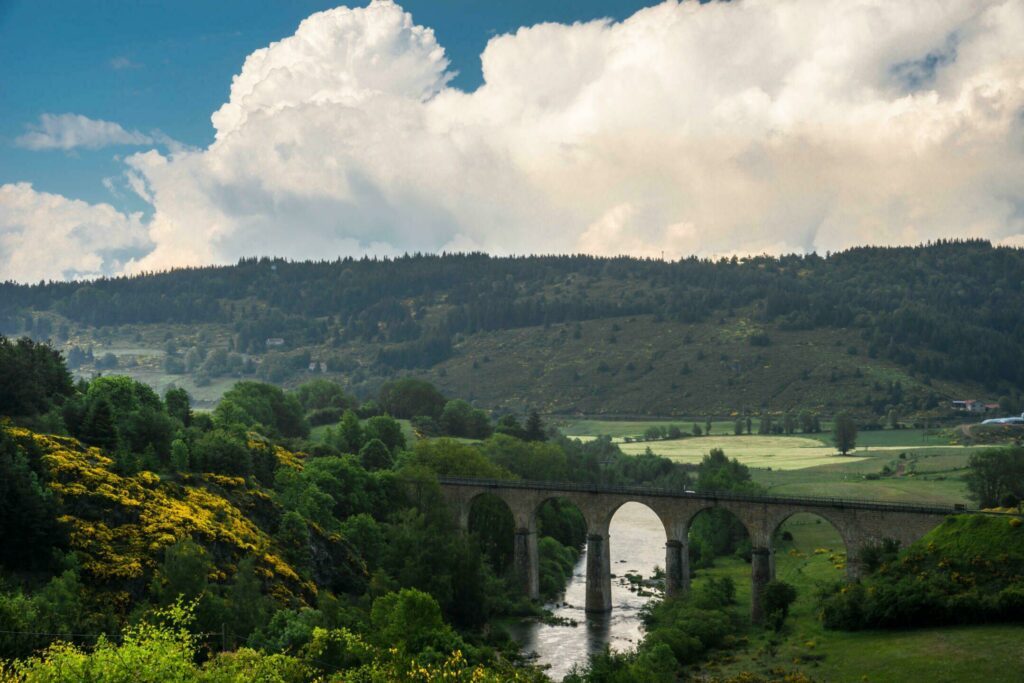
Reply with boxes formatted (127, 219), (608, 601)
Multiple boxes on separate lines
(509, 502), (666, 681)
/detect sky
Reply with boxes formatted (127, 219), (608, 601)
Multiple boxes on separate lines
(0, 0), (1022, 282)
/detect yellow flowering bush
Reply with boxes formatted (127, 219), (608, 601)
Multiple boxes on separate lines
(5, 427), (307, 597)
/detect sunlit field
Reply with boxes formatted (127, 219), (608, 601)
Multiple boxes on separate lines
(617, 435), (863, 470)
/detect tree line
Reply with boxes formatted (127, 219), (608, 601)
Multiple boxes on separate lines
(3, 240), (1023, 388)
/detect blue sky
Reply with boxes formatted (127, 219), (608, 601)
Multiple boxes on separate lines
(0, 0), (1020, 282)
(0, 0), (659, 212)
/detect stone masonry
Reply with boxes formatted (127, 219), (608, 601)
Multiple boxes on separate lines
(438, 478), (958, 623)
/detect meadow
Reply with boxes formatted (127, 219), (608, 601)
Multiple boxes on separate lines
(688, 514), (1024, 682)
(617, 435), (862, 470)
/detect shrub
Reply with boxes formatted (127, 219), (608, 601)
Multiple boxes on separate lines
(762, 580), (797, 631)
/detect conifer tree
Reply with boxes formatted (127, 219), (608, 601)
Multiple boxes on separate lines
(524, 410), (546, 442)
(81, 398), (118, 450)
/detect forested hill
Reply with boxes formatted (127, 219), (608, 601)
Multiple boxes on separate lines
(3, 240), (1022, 416)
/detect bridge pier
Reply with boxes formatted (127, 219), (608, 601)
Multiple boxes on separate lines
(513, 528), (540, 601)
(664, 539), (689, 596)
(845, 544), (865, 582)
(436, 477), (958, 621)
(585, 533), (612, 612)
(750, 546), (774, 624)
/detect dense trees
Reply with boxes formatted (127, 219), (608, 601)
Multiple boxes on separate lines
(378, 378), (447, 420)
(0, 336), (73, 419)
(0, 338), (720, 681)
(0, 430), (65, 570)
(819, 515), (1024, 630)
(214, 381), (309, 439)
(965, 447), (1024, 508)
(5, 242), (1024, 393)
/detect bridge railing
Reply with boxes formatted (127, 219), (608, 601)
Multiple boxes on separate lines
(434, 476), (974, 515)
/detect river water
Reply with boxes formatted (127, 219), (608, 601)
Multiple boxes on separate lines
(508, 503), (667, 681)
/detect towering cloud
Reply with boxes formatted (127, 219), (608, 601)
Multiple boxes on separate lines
(2, 0), (1023, 281)
(0, 183), (149, 281)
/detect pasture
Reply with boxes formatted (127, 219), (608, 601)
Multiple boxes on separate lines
(616, 434), (860, 470)
(690, 515), (1024, 682)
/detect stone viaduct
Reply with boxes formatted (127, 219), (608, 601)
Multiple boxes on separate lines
(437, 477), (963, 623)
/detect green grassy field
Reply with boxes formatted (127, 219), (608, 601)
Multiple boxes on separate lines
(689, 515), (1024, 682)
(617, 435), (864, 470)
(749, 446), (978, 505)
(561, 420), (978, 477)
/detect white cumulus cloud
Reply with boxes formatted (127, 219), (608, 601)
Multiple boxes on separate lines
(6, 0), (1024, 280)
(15, 113), (154, 151)
(0, 183), (149, 281)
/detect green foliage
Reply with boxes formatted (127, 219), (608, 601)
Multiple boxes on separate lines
(66, 376), (175, 459)
(833, 412), (858, 455)
(330, 409), (363, 454)
(362, 415), (406, 453)
(378, 378), (446, 420)
(762, 580), (797, 631)
(369, 588), (463, 657)
(214, 382), (308, 439)
(536, 498), (587, 550)
(164, 388), (192, 428)
(494, 414), (526, 440)
(406, 439), (510, 478)
(148, 540), (205, 598)
(467, 494), (514, 571)
(275, 512), (312, 576)
(440, 400), (492, 439)
(965, 447), (1024, 508)
(192, 429), (253, 477)
(484, 434), (568, 480)
(689, 449), (760, 565)
(0, 429), (64, 569)
(292, 379), (353, 426)
(170, 439), (190, 471)
(0, 336), (73, 419)
(0, 566), (105, 660)
(820, 515), (1024, 630)
(524, 410), (546, 442)
(566, 577), (739, 681)
(537, 536), (579, 599)
(6, 600), (200, 683)
(359, 438), (394, 471)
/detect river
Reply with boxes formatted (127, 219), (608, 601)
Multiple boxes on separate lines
(508, 502), (667, 681)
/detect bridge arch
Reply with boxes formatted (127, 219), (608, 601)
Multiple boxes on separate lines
(771, 511), (851, 581)
(533, 496), (588, 599)
(434, 477), (962, 621)
(466, 492), (516, 574)
(686, 504), (755, 569)
(599, 498), (672, 540)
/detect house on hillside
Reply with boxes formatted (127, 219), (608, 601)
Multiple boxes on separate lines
(952, 400), (1000, 414)
(265, 337), (285, 348)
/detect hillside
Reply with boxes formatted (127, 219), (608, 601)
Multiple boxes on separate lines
(3, 240), (1021, 417)
(1, 425), (360, 607)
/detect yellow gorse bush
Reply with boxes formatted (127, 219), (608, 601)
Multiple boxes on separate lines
(5, 427), (306, 597)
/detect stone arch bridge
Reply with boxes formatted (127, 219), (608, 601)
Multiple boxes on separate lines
(438, 477), (965, 622)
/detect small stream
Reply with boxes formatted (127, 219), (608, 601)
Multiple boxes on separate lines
(507, 503), (667, 681)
